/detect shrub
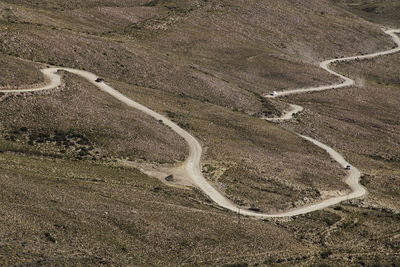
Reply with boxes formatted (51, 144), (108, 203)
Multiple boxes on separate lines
(320, 249), (332, 259)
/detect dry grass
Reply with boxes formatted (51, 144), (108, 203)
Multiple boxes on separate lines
(333, 0), (400, 28)
(0, 0), (399, 265)
(0, 54), (43, 88)
(0, 72), (187, 163)
(0, 152), (399, 266)
(283, 53), (400, 211)
(0, 152), (311, 266)
(0, 0), (394, 113)
(112, 79), (348, 212)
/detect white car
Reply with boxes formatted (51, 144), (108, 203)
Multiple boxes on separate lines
(270, 91), (277, 96)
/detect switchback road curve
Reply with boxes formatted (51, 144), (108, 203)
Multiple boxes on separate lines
(1, 29), (399, 218)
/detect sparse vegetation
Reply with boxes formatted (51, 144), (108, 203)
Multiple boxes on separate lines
(0, 0), (399, 265)
(0, 53), (43, 88)
(333, 0), (400, 28)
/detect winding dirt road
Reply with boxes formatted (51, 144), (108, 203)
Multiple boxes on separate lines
(265, 29), (400, 98)
(1, 29), (399, 218)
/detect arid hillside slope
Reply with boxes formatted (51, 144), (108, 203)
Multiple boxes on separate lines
(0, 0), (399, 265)
(0, 0), (394, 109)
(333, 0), (400, 28)
(0, 0), (396, 210)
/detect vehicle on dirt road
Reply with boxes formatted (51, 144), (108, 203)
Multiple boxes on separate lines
(95, 78), (104, 83)
(270, 91), (277, 96)
(345, 165), (351, 170)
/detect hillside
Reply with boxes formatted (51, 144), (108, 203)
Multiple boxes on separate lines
(0, 0), (399, 265)
(333, 0), (400, 28)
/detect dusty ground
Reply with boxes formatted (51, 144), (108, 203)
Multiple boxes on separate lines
(1, 152), (399, 266)
(283, 52), (400, 211)
(333, 0), (400, 28)
(0, 0), (399, 265)
(112, 79), (348, 212)
(0, 72), (187, 164)
(0, 0), (394, 111)
(0, 54), (43, 88)
(0, 152), (306, 266)
(0, 0), (371, 211)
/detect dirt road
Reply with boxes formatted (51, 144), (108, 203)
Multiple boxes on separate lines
(265, 29), (400, 98)
(1, 29), (398, 218)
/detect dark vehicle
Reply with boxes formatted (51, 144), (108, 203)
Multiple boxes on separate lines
(95, 78), (104, 83)
(165, 175), (174, 182)
(345, 165), (351, 170)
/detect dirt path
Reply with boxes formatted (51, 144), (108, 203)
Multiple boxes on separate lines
(1, 29), (398, 218)
(265, 29), (400, 98)
(264, 104), (303, 122)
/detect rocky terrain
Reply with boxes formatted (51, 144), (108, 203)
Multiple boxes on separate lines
(0, 0), (399, 265)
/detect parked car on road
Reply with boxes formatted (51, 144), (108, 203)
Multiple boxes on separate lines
(95, 78), (104, 83)
(270, 91), (277, 96)
(345, 165), (351, 170)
